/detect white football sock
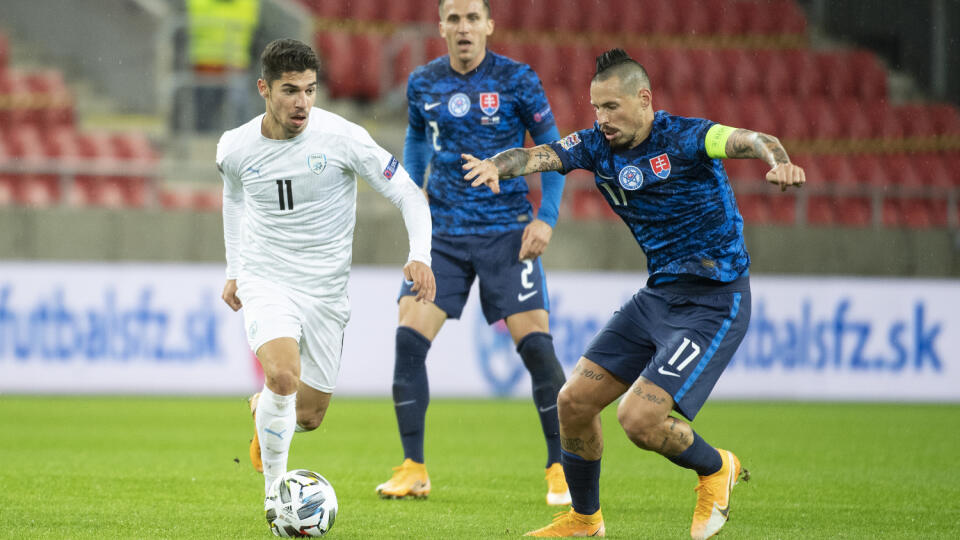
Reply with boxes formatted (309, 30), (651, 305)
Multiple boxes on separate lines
(256, 385), (297, 494)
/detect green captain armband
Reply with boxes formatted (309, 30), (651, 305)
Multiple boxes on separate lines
(705, 124), (736, 159)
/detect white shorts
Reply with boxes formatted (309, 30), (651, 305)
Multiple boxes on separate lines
(236, 276), (351, 393)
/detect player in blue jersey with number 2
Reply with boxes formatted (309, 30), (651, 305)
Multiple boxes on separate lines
(465, 49), (805, 538)
(376, 0), (571, 506)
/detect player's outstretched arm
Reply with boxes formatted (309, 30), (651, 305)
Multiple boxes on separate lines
(724, 128), (806, 192)
(461, 144), (563, 194)
(402, 260), (436, 303)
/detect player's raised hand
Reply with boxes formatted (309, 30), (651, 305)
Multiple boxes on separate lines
(221, 279), (242, 311)
(519, 219), (553, 260)
(403, 260), (436, 303)
(462, 153), (501, 194)
(766, 162), (806, 192)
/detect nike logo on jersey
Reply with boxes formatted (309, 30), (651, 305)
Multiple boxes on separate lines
(424, 102), (441, 111)
(657, 366), (682, 377)
(395, 400), (417, 407)
(597, 172), (614, 180)
(538, 404), (557, 413)
(518, 290), (539, 302)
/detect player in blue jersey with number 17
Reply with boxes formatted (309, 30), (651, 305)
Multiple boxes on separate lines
(465, 49), (806, 538)
(376, 0), (572, 506)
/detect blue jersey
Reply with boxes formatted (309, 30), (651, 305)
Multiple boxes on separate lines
(407, 51), (557, 236)
(549, 111), (750, 284)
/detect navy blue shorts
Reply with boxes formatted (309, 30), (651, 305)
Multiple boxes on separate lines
(399, 230), (549, 323)
(583, 277), (751, 420)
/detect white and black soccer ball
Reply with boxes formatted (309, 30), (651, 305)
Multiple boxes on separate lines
(265, 470), (338, 537)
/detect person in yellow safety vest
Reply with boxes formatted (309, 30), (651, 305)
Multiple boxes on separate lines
(186, 0), (260, 132)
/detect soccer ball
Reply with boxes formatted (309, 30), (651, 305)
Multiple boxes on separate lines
(265, 469), (338, 537)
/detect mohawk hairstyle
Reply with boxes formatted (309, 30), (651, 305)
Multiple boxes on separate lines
(593, 48), (650, 90)
(260, 39), (319, 85)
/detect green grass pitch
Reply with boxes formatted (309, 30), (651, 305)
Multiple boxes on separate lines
(1, 397), (958, 538)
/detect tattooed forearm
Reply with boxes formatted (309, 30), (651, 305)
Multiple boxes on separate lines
(725, 129), (791, 168)
(490, 148), (530, 179)
(490, 145), (562, 179)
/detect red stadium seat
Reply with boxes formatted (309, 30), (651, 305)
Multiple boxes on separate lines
(882, 154), (924, 188)
(659, 49), (697, 96)
(748, 0), (807, 35)
(807, 195), (838, 225)
(727, 50), (763, 96)
(817, 52), (857, 100)
(551, 0), (586, 33)
(487, 0), (518, 30)
(834, 197), (874, 227)
(315, 31), (353, 99)
(352, 33), (386, 100)
(736, 193), (770, 224)
(570, 188), (618, 221)
(817, 155), (859, 187)
(301, 0), (346, 18)
(524, 43), (562, 88)
(736, 95), (777, 134)
(670, 92), (707, 119)
(714, 3), (750, 36)
(514, 0), (550, 31)
(767, 193), (798, 225)
(425, 37), (448, 63)
(673, 0), (713, 36)
(692, 49), (730, 96)
(642, 0), (681, 35)
(784, 50), (823, 98)
(801, 97), (843, 140)
(927, 103), (960, 135)
(343, 0), (379, 22)
(834, 98), (877, 140)
(881, 198), (904, 227)
(704, 94), (739, 127)
(385, 0), (419, 24)
(756, 49), (793, 99)
(776, 96), (810, 140)
(849, 50), (888, 101)
(848, 154), (891, 187)
(914, 153), (953, 188)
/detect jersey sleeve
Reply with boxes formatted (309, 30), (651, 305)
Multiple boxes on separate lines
(406, 71), (426, 134)
(515, 65), (556, 139)
(672, 116), (717, 161)
(344, 125), (432, 266)
(216, 136), (244, 279)
(547, 128), (600, 174)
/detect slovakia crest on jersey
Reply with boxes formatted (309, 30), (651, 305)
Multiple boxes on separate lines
(618, 165), (644, 190)
(479, 92), (500, 116)
(308, 153), (327, 175)
(649, 153), (671, 179)
(383, 156), (399, 180)
(448, 93), (471, 117)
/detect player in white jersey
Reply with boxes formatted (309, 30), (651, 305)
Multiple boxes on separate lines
(217, 39), (435, 495)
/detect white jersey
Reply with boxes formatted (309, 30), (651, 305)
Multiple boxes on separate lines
(218, 108), (431, 296)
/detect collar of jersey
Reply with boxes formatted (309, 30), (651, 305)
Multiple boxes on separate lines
(446, 49), (493, 80)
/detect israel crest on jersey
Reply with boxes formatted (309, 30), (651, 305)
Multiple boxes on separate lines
(618, 165), (644, 190)
(479, 92), (500, 116)
(307, 153), (327, 175)
(649, 153), (671, 179)
(448, 93), (471, 117)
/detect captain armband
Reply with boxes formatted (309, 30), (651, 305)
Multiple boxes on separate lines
(704, 124), (737, 159)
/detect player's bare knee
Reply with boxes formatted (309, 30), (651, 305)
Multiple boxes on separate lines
(296, 413), (324, 431)
(265, 370), (299, 395)
(617, 406), (662, 450)
(557, 386), (597, 426)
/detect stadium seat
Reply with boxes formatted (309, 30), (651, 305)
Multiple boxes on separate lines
(673, 0), (713, 36)
(913, 153), (953, 188)
(670, 92), (707, 119)
(834, 196), (874, 227)
(301, 0), (346, 18)
(714, 3), (750, 36)
(524, 43), (562, 88)
(727, 50), (763, 96)
(776, 96), (809, 140)
(514, 0), (551, 31)
(640, 0), (681, 35)
(659, 49), (697, 96)
(849, 50), (888, 101)
(849, 154), (891, 186)
(692, 49), (730, 96)
(928, 103), (960, 135)
(817, 155), (859, 186)
(704, 94), (739, 127)
(315, 31), (354, 99)
(767, 193), (798, 224)
(736, 95), (778, 134)
(806, 195), (838, 225)
(817, 52), (857, 100)
(343, 0), (379, 22)
(351, 33), (387, 100)
(488, 0), (519, 30)
(749, 0), (807, 35)
(834, 98), (877, 140)
(546, 85), (576, 132)
(385, 0), (418, 24)
(736, 193), (769, 223)
(881, 154), (924, 188)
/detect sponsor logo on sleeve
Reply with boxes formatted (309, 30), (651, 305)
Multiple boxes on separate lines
(479, 92), (500, 116)
(649, 153), (671, 179)
(559, 132), (581, 150)
(383, 156), (399, 180)
(533, 105), (552, 123)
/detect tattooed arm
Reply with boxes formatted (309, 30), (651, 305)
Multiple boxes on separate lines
(461, 145), (563, 194)
(724, 128), (806, 191)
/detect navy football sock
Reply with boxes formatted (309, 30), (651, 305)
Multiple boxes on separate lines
(561, 450), (601, 515)
(668, 431), (723, 476)
(392, 326), (431, 463)
(517, 332), (566, 467)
